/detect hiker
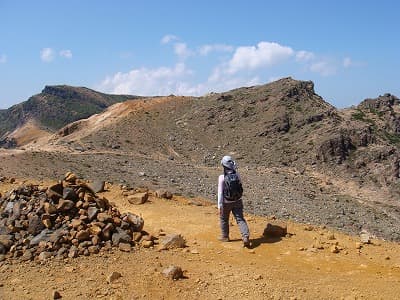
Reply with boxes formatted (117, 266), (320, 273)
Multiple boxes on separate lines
(217, 155), (250, 248)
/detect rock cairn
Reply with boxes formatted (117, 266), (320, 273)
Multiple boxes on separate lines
(0, 172), (144, 261)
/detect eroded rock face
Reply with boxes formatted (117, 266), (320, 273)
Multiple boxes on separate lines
(0, 173), (145, 261)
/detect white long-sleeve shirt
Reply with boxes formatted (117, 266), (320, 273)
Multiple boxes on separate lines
(217, 172), (241, 209)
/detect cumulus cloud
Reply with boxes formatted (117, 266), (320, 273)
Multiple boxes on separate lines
(199, 44), (234, 56)
(0, 54), (7, 63)
(98, 63), (198, 96)
(59, 49), (72, 59)
(40, 48), (55, 62)
(161, 34), (179, 44)
(227, 42), (294, 73)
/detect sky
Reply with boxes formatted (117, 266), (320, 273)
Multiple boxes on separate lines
(0, 0), (399, 109)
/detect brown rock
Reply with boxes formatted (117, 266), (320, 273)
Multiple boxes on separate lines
(88, 246), (99, 254)
(53, 290), (62, 299)
(155, 189), (173, 199)
(70, 219), (83, 229)
(64, 172), (77, 183)
(141, 240), (153, 248)
(44, 202), (57, 214)
(89, 225), (102, 236)
(97, 212), (112, 223)
(42, 218), (52, 228)
(133, 232), (142, 242)
(107, 271), (122, 284)
(127, 192), (148, 205)
(92, 235), (101, 246)
(76, 230), (90, 241)
(119, 243), (132, 252)
(263, 223), (287, 238)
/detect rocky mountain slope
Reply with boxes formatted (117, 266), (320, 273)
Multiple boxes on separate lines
(1, 77), (400, 242)
(0, 85), (138, 147)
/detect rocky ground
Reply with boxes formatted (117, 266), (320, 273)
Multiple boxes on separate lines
(1, 148), (400, 244)
(1, 176), (400, 299)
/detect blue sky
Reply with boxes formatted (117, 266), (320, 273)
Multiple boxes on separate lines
(0, 1), (399, 109)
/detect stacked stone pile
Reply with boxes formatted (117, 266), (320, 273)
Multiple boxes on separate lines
(0, 172), (145, 261)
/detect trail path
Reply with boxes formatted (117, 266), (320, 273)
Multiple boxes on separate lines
(1, 181), (400, 299)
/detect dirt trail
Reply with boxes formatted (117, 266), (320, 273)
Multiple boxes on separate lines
(1, 181), (400, 299)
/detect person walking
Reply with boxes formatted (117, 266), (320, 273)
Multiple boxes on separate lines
(217, 155), (250, 248)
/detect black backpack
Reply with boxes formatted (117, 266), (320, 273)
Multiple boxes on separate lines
(223, 172), (243, 202)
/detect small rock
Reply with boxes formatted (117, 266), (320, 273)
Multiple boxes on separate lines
(53, 290), (62, 299)
(21, 250), (33, 261)
(76, 230), (90, 241)
(162, 265), (183, 280)
(263, 222), (287, 238)
(89, 180), (105, 193)
(127, 192), (148, 205)
(330, 245), (340, 253)
(141, 240), (153, 248)
(119, 243), (132, 252)
(159, 234), (186, 250)
(360, 231), (371, 244)
(107, 271), (122, 284)
(38, 251), (53, 261)
(155, 190), (173, 199)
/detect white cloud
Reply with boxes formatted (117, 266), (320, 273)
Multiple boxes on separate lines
(174, 42), (193, 60)
(343, 57), (352, 68)
(227, 42), (294, 74)
(296, 50), (315, 62)
(40, 48), (55, 62)
(310, 60), (337, 76)
(98, 63), (197, 95)
(0, 54), (7, 63)
(59, 49), (72, 59)
(161, 34), (179, 44)
(199, 44), (234, 56)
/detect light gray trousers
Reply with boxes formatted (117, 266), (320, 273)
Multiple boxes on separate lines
(220, 200), (250, 241)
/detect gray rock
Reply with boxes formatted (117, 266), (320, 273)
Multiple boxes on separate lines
(124, 213), (144, 232)
(28, 214), (45, 235)
(63, 187), (78, 201)
(87, 207), (98, 221)
(112, 228), (131, 246)
(57, 199), (75, 212)
(162, 265), (183, 280)
(30, 229), (53, 246)
(89, 181), (105, 193)
(159, 234), (186, 250)
(38, 251), (53, 261)
(21, 250), (33, 261)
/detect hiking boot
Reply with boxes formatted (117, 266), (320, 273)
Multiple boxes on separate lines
(243, 238), (251, 248)
(218, 237), (230, 242)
